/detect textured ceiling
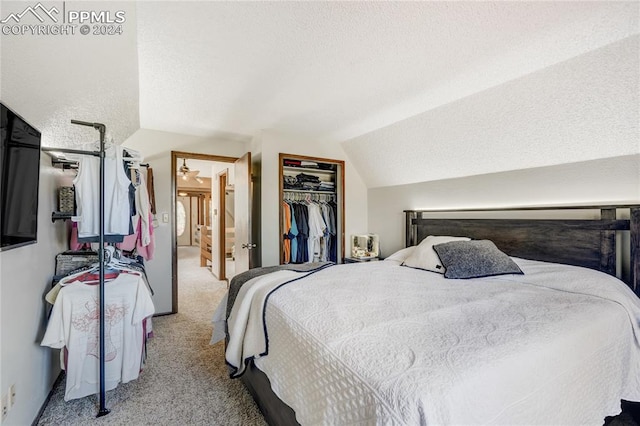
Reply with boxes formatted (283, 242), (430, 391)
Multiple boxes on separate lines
(136, 1), (638, 143)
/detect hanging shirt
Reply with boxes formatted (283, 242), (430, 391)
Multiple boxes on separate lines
(133, 169), (152, 247)
(73, 146), (132, 239)
(288, 202), (299, 262)
(294, 203), (309, 263)
(306, 203), (326, 263)
(282, 201), (292, 263)
(320, 203), (331, 262)
(116, 170), (154, 259)
(41, 273), (155, 401)
(146, 167), (156, 215)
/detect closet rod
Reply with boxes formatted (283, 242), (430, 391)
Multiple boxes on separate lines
(41, 146), (100, 157)
(42, 148), (149, 171)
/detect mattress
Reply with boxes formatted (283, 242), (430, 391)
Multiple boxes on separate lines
(226, 258), (640, 425)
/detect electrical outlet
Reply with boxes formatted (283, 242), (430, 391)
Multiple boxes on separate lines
(1, 393), (8, 422)
(8, 385), (15, 409)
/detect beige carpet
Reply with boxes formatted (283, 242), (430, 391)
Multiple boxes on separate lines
(37, 246), (267, 425)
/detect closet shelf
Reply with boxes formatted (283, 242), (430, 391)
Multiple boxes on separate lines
(283, 166), (336, 174)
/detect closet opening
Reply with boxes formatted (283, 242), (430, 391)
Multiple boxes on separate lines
(279, 153), (345, 265)
(170, 151), (240, 314)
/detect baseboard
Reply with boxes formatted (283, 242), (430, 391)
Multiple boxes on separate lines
(31, 372), (63, 426)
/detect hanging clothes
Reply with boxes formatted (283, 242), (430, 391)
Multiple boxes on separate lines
(282, 201), (292, 263)
(41, 270), (154, 401)
(282, 201), (300, 264)
(146, 167), (156, 215)
(117, 167), (155, 260)
(283, 198), (337, 264)
(134, 170), (152, 247)
(288, 202), (299, 263)
(294, 203), (309, 263)
(321, 201), (337, 262)
(72, 146), (132, 241)
(306, 203), (326, 263)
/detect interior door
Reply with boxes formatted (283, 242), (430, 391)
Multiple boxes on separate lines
(234, 152), (252, 275)
(190, 196), (199, 245)
(212, 171), (227, 280)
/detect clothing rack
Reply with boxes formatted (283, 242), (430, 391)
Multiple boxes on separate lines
(41, 119), (111, 417)
(45, 150), (148, 170)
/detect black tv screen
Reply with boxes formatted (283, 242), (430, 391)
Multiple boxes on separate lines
(0, 102), (42, 251)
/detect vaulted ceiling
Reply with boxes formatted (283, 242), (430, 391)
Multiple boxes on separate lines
(2, 1), (636, 189)
(135, 1), (638, 143)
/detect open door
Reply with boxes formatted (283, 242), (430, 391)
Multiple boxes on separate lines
(213, 170), (227, 280)
(234, 152), (253, 275)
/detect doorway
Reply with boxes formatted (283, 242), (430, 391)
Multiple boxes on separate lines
(171, 151), (237, 314)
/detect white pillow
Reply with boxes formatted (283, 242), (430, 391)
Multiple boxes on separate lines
(384, 246), (416, 264)
(402, 235), (471, 273)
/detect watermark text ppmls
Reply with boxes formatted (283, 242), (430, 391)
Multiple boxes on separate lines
(1, 2), (127, 36)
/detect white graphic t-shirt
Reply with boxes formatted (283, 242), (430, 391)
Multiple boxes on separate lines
(42, 273), (155, 401)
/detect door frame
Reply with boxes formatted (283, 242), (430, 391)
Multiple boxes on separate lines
(171, 151), (238, 314)
(217, 169), (228, 281)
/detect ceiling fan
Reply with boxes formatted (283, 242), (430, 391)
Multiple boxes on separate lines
(177, 158), (203, 183)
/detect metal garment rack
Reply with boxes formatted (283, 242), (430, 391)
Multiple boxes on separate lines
(41, 119), (111, 417)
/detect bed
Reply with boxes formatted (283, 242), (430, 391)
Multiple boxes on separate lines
(219, 205), (640, 425)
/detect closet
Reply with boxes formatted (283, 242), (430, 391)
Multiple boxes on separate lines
(279, 153), (345, 264)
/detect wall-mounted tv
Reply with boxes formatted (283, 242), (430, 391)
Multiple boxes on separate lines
(0, 102), (42, 251)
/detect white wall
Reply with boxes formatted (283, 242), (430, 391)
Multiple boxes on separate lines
(126, 129), (249, 314)
(368, 155), (640, 257)
(343, 36), (639, 188)
(342, 35), (640, 258)
(255, 130), (368, 266)
(0, 2), (139, 423)
(0, 160), (71, 425)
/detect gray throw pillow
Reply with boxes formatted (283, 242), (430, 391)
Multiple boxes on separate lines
(432, 240), (524, 279)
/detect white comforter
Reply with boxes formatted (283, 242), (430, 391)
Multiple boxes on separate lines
(225, 270), (305, 377)
(228, 258), (640, 425)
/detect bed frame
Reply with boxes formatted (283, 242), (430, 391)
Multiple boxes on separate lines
(241, 204), (640, 425)
(406, 205), (640, 296)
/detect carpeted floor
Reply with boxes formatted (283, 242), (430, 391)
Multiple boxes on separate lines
(37, 246), (266, 425)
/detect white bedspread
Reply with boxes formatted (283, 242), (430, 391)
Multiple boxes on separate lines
(230, 259), (640, 425)
(225, 270), (305, 377)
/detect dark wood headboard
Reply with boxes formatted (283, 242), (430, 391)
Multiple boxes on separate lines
(404, 205), (640, 296)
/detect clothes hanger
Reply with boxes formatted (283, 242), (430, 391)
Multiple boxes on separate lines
(63, 247), (138, 284)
